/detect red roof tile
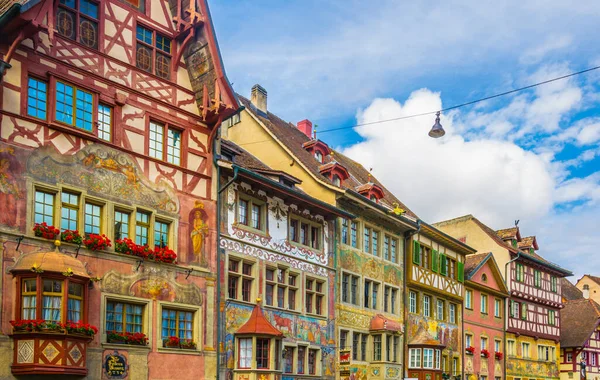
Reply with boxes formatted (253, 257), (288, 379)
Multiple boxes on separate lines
(561, 298), (600, 348)
(238, 95), (418, 218)
(370, 314), (404, 333)
(236, 304), (283, 337)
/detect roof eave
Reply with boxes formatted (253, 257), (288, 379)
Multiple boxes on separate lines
(343, 190), (418, 230)
(231, 164), (355, 219)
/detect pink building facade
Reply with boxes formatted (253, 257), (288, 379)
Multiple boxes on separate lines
(463, 253), (509, 380)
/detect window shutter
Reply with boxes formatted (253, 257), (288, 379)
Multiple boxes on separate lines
(457, 261), (464, 282)
(521, 303), (527, 320)
(440, 254), (447, 276)
(413, 240), (420, 265)
(509, 301), (514, 317)
(432, 250), (439, 272)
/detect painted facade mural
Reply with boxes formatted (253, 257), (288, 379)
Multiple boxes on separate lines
(407, 314), (460, 353)
(0, 0), (237, 375)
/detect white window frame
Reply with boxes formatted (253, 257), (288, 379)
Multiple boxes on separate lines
(409, 348), (421, 368)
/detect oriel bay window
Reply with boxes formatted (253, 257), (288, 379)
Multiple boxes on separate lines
(17, 276), (88, 324)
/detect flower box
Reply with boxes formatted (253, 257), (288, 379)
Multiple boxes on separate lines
(495, 352), (503, 360)
(163, 336), (196, 350)
(115, 238), (178, 264)
(481, 349), (490, 358)
(33, 223), (59, 240)
(61, 230), (83, 245)
(107, 331), (148, 346)
(61, 321), (98, 337)
(84, 234), (111, 251)
(10, 319), (62, 333)
(465, 346), (475, 355)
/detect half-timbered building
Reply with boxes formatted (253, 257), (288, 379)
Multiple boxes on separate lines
(217, 139), (352, 380)
(0, 0), (237, 377)
(559, 293), (600, 380)
(434, 215), (573, 380)
(575, 275), (600, 306)
(406, 222), (475, 380)
(223, 85), (418, 380)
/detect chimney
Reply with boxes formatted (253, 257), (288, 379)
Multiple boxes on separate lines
(297, 119), (312, 138)
(251, 84), (267, 114)
(583, 284), (590, 299)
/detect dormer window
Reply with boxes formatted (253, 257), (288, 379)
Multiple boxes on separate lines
(370, 195), (377, 202)
(357, 183), (385, 203)
(315, 151), (323, 163)
(333, 175), (341, 186)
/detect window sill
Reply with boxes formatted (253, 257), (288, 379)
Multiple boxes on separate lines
(263, 304), (302, 315)
(305, 312), (327, 320)
(288, 240), (323, 254)
(232, 223), (270, 238)
(157, 347), (202, 355)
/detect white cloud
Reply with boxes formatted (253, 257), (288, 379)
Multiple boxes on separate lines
(342, 90), (555, 227)
(520, 35), (573, 65)
(342, 88), (600, 277)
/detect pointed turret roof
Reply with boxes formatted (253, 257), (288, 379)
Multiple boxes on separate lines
(236, 303), (283, 337)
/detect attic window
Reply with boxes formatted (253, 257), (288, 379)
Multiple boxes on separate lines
(332, 175), (341, 187)
(482, 274), (488, 282)
(315, 151), (323, 163)
(280, 177), (295, 188)
(370, 195), (377, 202)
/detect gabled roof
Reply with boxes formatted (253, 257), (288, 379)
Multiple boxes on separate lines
(433, 214), (572, 276)
(433, 214), (518, 254)
(561, 298), (600, 348)
(518, 236), (539, 250)
(220, 139), (354, 219)
(236, 304), (283, 337)
(561, 278), (584, 301)
(496, 227), (521, 241)
(238, 95), (417, 218)
(464, 252), (509, 295)
(580, 275), (600, 286)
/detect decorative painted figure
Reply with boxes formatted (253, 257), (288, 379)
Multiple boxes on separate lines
(190, 201), (209, 264)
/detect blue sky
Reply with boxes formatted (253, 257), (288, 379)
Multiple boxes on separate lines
(210, 0), (600, 281)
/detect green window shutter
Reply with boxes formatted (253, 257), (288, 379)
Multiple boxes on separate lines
(432, 250), (439, 272)
(457, 261), (464, 282)
(440, 254), (447, 276)
(413, 240), (420, 265)
(521, 303), (527, 320)
(509, 301), (514, 317)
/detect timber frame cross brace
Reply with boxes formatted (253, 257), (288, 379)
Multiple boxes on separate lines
(171, 0), (205, 72)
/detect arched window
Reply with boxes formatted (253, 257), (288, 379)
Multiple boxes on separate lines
(481, 274), (488, 282)
(332, 175), (341, 187)
(315, 151), (323, 163)
(370, 195), (377, 202)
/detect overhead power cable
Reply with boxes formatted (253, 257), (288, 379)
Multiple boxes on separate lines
(236, 64), (600, 145)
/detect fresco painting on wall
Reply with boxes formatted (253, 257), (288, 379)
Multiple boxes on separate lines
(190, 200), (209, 266)
(224, 303), (334, 370)
(341, 249), (403, 287)
(408, 314), (460, 352)
(506, 358), (559, 378)
(0, 144), (24, 227)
